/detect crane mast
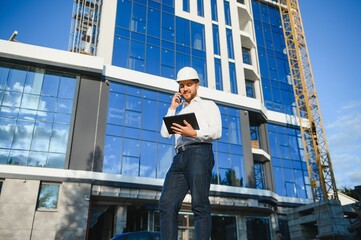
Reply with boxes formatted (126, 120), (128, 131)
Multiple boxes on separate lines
(277, 0), (338, 201)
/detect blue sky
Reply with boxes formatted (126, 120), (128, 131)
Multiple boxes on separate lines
(298, 1), (361, 189)
(1, 0), (360, 189)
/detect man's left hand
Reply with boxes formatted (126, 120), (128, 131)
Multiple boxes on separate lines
(171, 120), (197, 138)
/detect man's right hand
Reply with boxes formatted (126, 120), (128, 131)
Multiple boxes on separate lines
(169, 92), (183, 110)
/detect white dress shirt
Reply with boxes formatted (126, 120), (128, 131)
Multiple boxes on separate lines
(161, 96), (222, 148)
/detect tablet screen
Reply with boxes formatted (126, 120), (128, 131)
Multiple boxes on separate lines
(163, 113), (199, 134)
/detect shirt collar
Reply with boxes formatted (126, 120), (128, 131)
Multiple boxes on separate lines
(183, 95), (201, 107)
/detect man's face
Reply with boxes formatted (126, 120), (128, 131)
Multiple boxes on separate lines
(179, 80), (199, 103)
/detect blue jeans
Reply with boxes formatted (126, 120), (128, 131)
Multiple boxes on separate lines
(159, 144), (214, 240)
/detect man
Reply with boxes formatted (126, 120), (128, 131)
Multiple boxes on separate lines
(159, 67), (222, 240)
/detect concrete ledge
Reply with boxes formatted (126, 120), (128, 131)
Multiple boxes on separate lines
(0, 40), (104, 74)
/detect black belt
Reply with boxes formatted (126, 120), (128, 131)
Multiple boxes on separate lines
(176, 142), (212, 154)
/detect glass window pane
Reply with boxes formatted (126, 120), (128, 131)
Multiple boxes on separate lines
(31, 122), (52, 151)
(215, 58), (223, 90)
(0, 66), (10, 90)
(123, 138), (140, 157)
(197, 0), (204, 17)
(229, 62), (237, 94)
(37, 183), (60, 209)
(162, 12), (174, 42)
(211, 0), (218, 21)
(9, 150), (28, 165)
(140, 141), (157, 178)
(161, 49), (175, 68)
(246, 80), (255, 98)
(226, 29), (234, 59)
(192, 57), (207, 87)
(59, 76), (76, 99)
(242, 47), (251, 64)
(224, 1), (231, 26)
(176, 17), (190, 47)
(24, 70), (43, 94)
(142, 99), (157, 130)
(0, 118), (16, 148)
(2, 91), (21, 108)
(42, 73), (60, 97)
(191, 22), (205, 51)
(183, 0), (190, 12)
(176, 52), (191, 73)
(8, 68), (27, 92)
(47, 153), (65, 168)
(213, 24), (220, 55)
(157, 143), (173, 178)
(0, 149), (10, 164)
(116, 0), (132, 29)
(56, 98), (73, 114)
(39, 96), (56, 112)
(49, 123), (69, 153)
(147, 8), (160, 38)
(103, 136), (122, 174)
(131, 3), (146, 34)
(212, 216), (237, 239)
(12, 120), (34, 150)
(113, 37), (129, 68)
(21, 94), (40, 110)
(28, 151), (47, 167)
(122, 156), (140, 176)
(124, 111), (141, 128)
(107, 92), (125, 125)
(130, 41), (145, 71)
(146, 45), (161, 76)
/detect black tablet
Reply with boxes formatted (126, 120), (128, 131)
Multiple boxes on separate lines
(163, 112), (200, 134)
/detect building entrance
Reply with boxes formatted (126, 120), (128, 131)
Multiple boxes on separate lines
(87, 202), (159, 240)
(87, 202), (239, 240)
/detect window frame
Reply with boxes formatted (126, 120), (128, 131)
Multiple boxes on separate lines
(37, 182), (61, 211)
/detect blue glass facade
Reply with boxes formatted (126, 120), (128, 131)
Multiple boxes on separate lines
(113, 0), (207, 86)
(252, 0), (295, 115)
(103, 82), (244, 186)
(0, 63), (76, 168)
(103, 82), (173, 178)
(268, 124), (311, 198)
(215, 105), (244, 186)
(252, 1), (311, 199)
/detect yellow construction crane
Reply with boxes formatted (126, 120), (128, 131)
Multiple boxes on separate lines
(277, 0), (338, 201)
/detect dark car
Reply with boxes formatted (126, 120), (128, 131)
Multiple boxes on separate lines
(111, 231), (161, 240)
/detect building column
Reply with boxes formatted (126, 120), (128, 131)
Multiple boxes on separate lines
(114, 205), (127, 234)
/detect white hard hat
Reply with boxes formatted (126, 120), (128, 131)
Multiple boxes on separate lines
(176, 67), (200, 83)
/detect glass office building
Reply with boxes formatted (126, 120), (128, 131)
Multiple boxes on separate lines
(0, 0), (314, 239)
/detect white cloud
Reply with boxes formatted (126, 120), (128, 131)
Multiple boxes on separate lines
(325, 99), (361, 188)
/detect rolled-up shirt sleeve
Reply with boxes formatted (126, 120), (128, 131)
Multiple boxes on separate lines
(160, 108), (176, 138)
(194, 101), (222, 142)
